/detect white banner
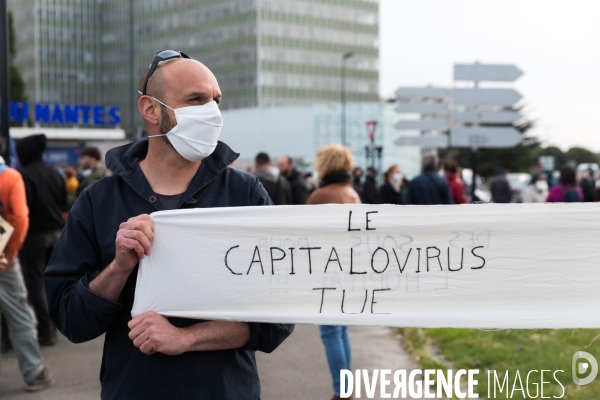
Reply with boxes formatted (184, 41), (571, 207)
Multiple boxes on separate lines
(132, 204), (600, 328)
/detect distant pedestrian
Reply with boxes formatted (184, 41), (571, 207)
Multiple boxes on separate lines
(63, 164), (79, 209)
(254, 152), (293, 205)
(75, 146), (107, 198)
(546, 165), (583, 202)
(579, 167), (596, 202)
(406, 153), (452, 205)
(352, 167), (364, 198)
(306, 143), (359, 400)
(63, 164), (79, 196)
(522, 173), (548, 203)
(490, 167), (512, 203)
(379, 164), (404, 205)
(0, 152), (54, 392)
(16, 134), (68, 346)
(442, 159), (467, 204)
(361, 166), (378, 204)
(276, 155), (308, 205)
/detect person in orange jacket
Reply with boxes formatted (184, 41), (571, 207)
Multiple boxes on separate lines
(0, 156), (54, 392)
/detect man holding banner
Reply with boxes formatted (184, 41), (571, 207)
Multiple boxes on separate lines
(43, 51), (294, 399)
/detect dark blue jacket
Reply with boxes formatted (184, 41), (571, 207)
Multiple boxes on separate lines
(44, 139), (294, 400)
(406, 169), (453, 205)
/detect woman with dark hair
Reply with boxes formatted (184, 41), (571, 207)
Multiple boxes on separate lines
(307, 143), (359, 400)
(379, 164), (404, 205)
(546, 165), (583, 202)
(442, 159), (467, 204)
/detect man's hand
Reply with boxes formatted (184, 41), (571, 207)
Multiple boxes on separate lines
(114, 214), (154, 274)
(0, 253), (16, 272)
(128, 311), (188, 356)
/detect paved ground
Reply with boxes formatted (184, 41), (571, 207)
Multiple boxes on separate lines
(0, 335), (103, 399)
(1, 325), (417, 399)
(257, 324), (418, 400)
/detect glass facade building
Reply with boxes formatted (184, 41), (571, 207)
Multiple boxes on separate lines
(8, 0), (379, 132)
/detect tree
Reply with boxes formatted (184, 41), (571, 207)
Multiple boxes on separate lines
(565, 147), (599, 165)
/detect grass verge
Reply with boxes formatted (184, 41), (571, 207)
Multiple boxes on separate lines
(397, 328), (600, 400)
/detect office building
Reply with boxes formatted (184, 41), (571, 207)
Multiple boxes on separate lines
(9, 0), (379, 133)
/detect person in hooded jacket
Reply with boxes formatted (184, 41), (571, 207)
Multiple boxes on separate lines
(379, 164), (404, 205)
(16, 134), (67, 346)
(361, 167), (379, 204)
(43, 52), (293, 399)
(254, 152), (293, 205)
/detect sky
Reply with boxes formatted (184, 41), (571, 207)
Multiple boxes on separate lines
(379, 0), (600, 152)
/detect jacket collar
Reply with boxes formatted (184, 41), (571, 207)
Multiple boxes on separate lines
(105, 139), (239, 210)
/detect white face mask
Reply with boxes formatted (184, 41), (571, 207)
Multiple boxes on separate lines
(393, 172), (403, 183)
(535, 180), (548, 191)
(145, 95), (223, 162)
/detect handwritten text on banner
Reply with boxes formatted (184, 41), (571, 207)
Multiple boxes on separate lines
(132, 204), (600, 328)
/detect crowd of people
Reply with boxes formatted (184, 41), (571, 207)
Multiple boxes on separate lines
(248, 149), (600, 211)
(0, 136), (108, 393)
(491, 163), (599, 204)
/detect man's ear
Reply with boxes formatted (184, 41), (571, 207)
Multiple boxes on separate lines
(138, 97), (160, 126)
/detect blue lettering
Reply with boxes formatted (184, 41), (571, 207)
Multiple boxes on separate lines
(10, 101), (29, 123)
(51, 104), (64, 123)
(64, 104), (79, 124)
(93, 106), (104, 125)
(35, 103), (50, 123)
(80, 105), (91, 124)
(108, 107), (121, 125)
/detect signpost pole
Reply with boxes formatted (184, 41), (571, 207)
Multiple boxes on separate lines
(341, 52), (353, 146)
(0, 2), (10, 164)
(470, 79), (479, 201)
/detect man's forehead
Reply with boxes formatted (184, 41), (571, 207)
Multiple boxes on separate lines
(161, 59), (219, 92)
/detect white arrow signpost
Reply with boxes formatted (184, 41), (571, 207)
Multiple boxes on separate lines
(454, 63), (523, 82)
(453, 88), (522, 106)
(452, 110), (522, 124)
(450, 127), (522, 148)
(394, 135), (449, 148)
(395, 87), (449, 99)
(394, 103), (449, 114)
(394, 119), (449, 131)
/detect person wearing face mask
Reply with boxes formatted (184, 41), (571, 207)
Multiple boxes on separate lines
(43, 50), (294, 400)
(75, 146), (107, 199)
(522, 173), (549, 203)
(379, 164), (405, 205)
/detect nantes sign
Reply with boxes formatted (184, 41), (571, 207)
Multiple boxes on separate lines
(10, 101), (121, 126)
(131, 203), (600, 329)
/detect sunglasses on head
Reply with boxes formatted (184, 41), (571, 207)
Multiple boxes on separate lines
(141, 50), (193, 96)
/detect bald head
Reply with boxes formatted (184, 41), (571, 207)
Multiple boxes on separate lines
(137, 58), (222, 139)
(138, 58), (221, 106)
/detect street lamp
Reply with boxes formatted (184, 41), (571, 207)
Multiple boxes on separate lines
(341, 52), (353, 146)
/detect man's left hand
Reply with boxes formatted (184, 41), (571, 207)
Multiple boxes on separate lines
(128, 311), (188, 356)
